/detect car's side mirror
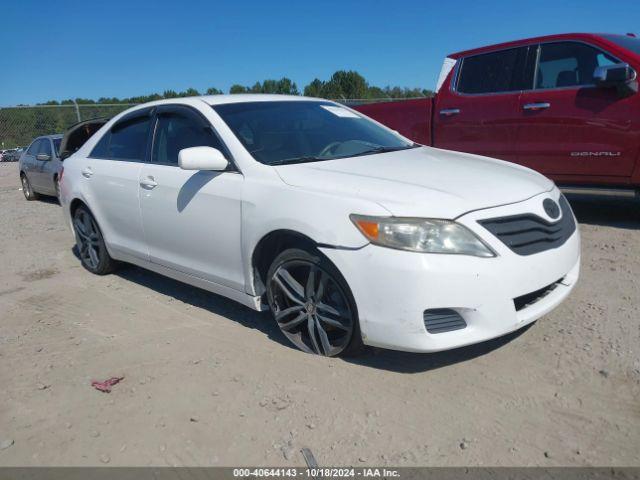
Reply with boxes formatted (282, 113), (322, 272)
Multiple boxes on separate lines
(594, 63), (637, 87)
(178, 146), (229, 171)
(36, 153), (51, 161)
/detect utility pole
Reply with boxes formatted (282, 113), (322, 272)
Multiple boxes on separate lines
(73, 100), (81, 123)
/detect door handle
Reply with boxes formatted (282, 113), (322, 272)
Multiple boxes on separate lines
(140, 176), (158, 189)
(81, 167), (93, 178)
(523, 102), (551, 111)
(439, 108), (460, 116)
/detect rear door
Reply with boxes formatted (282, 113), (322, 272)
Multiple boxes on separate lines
(139, 105), (245, 290)
(434, 45), (535, 161)
(33, 138), (54, 190)
(22, 139), (41, 185)
(81, 108), (152, 260)
(515, 41), (639, 177)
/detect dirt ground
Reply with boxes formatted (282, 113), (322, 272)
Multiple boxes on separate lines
(0, 161), (638, 467)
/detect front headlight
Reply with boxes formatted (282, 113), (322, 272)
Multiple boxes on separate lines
(350, 214), (496, 257)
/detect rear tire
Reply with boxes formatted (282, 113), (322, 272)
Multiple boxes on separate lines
(20, 174), (39, 201)
(72, 206), (116, 275)
(266, 247), (364, 357)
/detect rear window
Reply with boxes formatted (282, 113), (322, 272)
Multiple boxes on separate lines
(456, 46), (533, 94)
(53, 138), (61, 155)
(90, 116), (150, 161)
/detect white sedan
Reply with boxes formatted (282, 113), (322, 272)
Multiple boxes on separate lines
(59, 95), (580, 356)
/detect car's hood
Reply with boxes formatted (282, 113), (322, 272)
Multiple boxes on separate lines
(274, 146), (554, 218)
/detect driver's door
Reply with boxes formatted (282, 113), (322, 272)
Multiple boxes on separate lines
(515, 41), (639, 177)
(139, 105), (245, 291)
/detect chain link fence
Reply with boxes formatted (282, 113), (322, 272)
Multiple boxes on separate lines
(0, 104), (135, 150)
(0, 98), (422, 151)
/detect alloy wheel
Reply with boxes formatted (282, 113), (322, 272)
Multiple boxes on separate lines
(73, 210), (102, 270)
(269, 260), (354, 356)
(21, 175), (31, 199)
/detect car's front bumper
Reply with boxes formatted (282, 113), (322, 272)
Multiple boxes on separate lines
(320, 192), (581, 353)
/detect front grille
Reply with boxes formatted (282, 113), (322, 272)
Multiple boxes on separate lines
(478, 195), (576, 256)
(513, 280), (561, 311)
(423, 308), (467, 334)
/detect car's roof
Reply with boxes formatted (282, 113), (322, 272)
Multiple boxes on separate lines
(38, 134), (63, 140)
(124, 94), (328, 111)
(448, 33), (625, 58)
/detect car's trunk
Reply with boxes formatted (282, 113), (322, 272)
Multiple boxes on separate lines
(59, 118), (109, 160)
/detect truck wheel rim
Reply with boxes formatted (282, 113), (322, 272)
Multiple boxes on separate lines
(270, 260), (353, 356)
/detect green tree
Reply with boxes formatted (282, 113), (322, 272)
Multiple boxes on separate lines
(303, 78), (325, 98)
(229, 84), (249, 94)
(323, 70), (368, 99)
(206, 87), (223, 95)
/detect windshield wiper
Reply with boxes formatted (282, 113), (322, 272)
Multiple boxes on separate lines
(270, 156), (327, 166)
(349, 143), (420, 158)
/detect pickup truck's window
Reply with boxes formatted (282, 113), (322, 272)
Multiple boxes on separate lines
(602, 34), (640, 55)
(457, 47), (531, 94)
(152, 114), (224, 165)
(536, 42), (618, 89)
(53, 138), (61, 155)
(213, 101), (415, 165)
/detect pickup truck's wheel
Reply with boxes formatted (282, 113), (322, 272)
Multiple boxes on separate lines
(20, 173), (39, 201)
(266, 248), (363, 357)
(72, 206), (116, 275)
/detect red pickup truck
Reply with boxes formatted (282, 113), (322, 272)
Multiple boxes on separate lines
(354, 33), (640, 193)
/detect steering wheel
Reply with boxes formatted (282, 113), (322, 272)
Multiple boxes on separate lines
(318, 142), (343, 158)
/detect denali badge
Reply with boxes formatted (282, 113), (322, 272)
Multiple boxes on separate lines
(543, 199), (560, 219)
(570, 151), (621, 157)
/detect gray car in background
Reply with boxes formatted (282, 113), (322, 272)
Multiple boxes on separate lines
(19, 134), (63, 200)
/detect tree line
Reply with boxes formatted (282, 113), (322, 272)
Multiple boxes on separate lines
(36, 70), (433, 105)
(0, 70), (433, 148)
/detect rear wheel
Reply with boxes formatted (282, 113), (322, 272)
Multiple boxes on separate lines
(72, 206), (116, 275)
(266, 248), (363, 357)
(20, 174), (39, 201)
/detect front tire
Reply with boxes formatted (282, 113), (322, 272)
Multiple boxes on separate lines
(72, 206), (116, 275)
(266, 248), (363, 357)
(20, 174), (39, 201)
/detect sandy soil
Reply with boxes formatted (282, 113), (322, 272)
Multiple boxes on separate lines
(0, 161), (638, 467)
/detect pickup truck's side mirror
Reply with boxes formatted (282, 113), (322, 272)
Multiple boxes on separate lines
(36, 153), (51, 161)
(178, 146), (229, 171)
(594, 63), (636, 87)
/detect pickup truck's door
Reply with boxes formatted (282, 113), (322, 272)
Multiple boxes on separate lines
(434, 45), (535, 161)
(515, 41), (639, 177)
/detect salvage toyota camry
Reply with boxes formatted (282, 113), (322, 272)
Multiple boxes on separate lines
(59, 95), (580, 356)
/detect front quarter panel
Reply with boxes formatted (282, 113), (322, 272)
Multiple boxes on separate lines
(241, 173), (389, 295)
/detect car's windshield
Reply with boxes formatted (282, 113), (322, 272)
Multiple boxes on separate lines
(212, 101), (416, 165)
(53, 138), (61, 155)
(602, 34), (640, 55)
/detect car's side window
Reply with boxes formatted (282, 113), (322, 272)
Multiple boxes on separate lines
(90, 115), (151, 161)
(152, 112), (224, 165)
(38, 139), (52, 156)
(535, 42), (618, 89)
(26, 139), (41, 156)
(456, 46), (532, 94)
(109, 116), (151, 161)
(90, 131), (111, 158)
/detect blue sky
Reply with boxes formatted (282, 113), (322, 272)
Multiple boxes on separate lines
(1, 0), (638, 105)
